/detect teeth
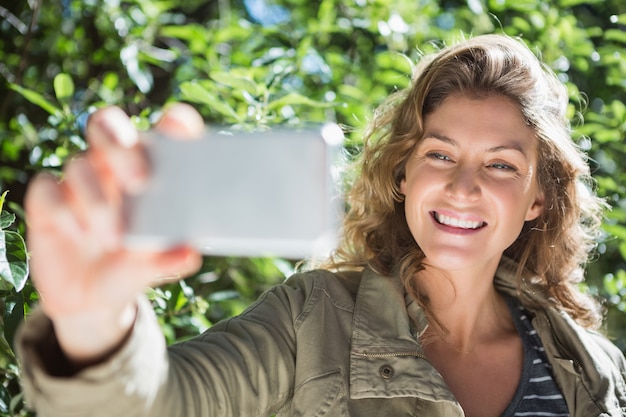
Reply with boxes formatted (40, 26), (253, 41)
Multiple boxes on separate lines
(435, 213), (483, 229)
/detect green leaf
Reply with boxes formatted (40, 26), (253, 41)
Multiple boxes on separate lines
(605, 29), (626, 45)
(8, 83), (61, 116)
(10, 391), (24, 415)
(0, 192), (15, 229)
(53, 73), (75, 101)
(266, 92), (333, 111)
(3, 293), (24, 350)
(609, 100), (626, 122)
(0, 230), (29, 292)
(619, 243), (626, 267)
(160, 24), (208, 42)
(0, 212), (15, 229)
(488, 0), (539, 12)
(558, 0), (603, 6)
(179, 81), (242, 122)
(604, 223), (626, 241)
(0, 384), (9, 413)
(210, 72), (259, 96)
(593, 129), (621, 143)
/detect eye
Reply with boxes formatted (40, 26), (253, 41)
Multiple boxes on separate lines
(488, 161), (517, 171)
(427, 152), (454, 162)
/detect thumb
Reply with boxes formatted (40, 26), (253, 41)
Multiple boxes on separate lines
(155, 103), (205, 139)
(145, 246), (203, 287)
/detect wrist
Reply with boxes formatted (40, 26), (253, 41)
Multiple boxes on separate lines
(52, 302), (137, 366)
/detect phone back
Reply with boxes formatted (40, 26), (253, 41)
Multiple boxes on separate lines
(123, 124), (344, 259)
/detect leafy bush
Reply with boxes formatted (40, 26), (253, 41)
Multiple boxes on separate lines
(1, 0), (626, 415)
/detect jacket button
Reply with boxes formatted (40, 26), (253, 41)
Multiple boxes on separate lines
(379, 365), (394, 379)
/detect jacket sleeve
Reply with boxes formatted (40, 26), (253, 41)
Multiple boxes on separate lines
(16, 271), (318, 417)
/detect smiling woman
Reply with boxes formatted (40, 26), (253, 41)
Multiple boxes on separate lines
(324, 34), (625, 417)
(400, 93), (546, 415)
(15, 34), (626, 417)
(402, 94), (543, 273)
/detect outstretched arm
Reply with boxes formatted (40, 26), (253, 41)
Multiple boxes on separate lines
(24, 104), (203, 365)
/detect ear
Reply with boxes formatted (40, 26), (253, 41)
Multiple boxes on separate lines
(400, 178), (407, 195)
(525, 190), (545, 221)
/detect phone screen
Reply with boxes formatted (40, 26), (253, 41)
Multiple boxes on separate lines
(123, 124), (344, 259)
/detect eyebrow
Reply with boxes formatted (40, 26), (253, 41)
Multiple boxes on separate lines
(422, 132), (529, 157)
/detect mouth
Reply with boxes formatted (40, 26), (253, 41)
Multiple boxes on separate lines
(432, 211), (487, 230)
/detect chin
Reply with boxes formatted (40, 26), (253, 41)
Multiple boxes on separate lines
(421, 248), (502, 273)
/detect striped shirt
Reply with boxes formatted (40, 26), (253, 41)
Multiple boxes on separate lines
(500, 296), (570, 417)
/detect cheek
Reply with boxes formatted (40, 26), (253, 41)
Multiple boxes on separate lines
(492, 187), (536, 221)
(402, 165), (434, 195)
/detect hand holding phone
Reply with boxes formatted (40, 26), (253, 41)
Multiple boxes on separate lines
(24, 104), (205, 363)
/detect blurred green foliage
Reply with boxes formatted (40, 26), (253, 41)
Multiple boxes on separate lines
(1, 0), (626, 415)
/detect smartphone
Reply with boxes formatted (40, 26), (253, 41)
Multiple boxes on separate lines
(123, 123), (345, 259)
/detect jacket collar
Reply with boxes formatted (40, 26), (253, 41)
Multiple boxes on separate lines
(348, 268), (458, 404)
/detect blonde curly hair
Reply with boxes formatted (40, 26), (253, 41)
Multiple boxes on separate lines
(328, 34), (605, 329)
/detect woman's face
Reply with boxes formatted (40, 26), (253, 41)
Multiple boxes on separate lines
(400, 93), (544, 273)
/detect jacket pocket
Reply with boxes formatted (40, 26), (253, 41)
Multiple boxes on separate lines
(276, 370), (347, 417)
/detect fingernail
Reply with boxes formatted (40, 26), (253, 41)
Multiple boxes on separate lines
(89, 107), (139, 148)
(157, 103), (205, 138)
(108, 108), (139, 148)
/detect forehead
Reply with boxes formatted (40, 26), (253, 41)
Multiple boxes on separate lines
(421, 93), (537, 154)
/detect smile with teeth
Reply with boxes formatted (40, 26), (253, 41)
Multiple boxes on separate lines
(433, 212), (486, 230)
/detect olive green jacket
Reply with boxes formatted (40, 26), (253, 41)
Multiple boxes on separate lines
(17, 260), (626, 417)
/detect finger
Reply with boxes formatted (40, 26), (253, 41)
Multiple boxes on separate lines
(87, 106), (139, 149)
(144, 246), (203, 287)
(92, 246), (203, 298)
(155, 103), (205, 140)
(25, 173), (84, 299)
(25, 172), (83, 240)
(86, 107), (149, 193)
(63, 157), (120, 250)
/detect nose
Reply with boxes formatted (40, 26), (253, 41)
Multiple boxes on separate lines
(445, 164), (481, 201)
